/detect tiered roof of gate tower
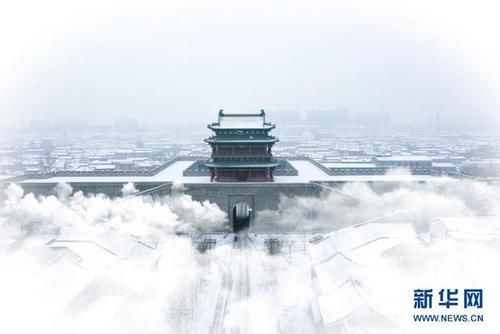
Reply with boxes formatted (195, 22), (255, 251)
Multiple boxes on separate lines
(205, 110), (280, 182)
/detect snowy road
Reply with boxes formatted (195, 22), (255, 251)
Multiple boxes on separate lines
(189, 233), (315, 334)
(210, 257), (232, 333)
(209, 233), (254, 334)
(230, 246), (251, 334)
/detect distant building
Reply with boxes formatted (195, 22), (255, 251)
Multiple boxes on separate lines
(322, 155), (463, 176)
(374, 155), (432, 174)
(324, 162), (384, 175)
(204, 110), (279, 182)
(460, 159), (500, 177)
(374, 155), (432, 169)
(431, 162), (457, 176)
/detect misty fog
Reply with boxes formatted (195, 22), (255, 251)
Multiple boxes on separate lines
(1, 0), (500, 131)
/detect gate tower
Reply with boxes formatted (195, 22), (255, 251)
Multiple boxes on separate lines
(205, 110), (279, 182)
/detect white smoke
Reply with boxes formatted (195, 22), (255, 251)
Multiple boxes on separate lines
(255, 178), (500, 232)
(165, 194), (227, 233)
(384, 167), (413, 176)
(172, 180), (187, 193)
(4, 182), (24, 204)
(54, 181), (73, 200)
(121, 182), (138, 196)
(1, 183), (227, 240)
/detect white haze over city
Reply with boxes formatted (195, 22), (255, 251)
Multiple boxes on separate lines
(1, 0), (500, 128)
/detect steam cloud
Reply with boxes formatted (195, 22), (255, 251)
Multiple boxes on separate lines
(255, 178), (500, 232)
(1, 182), (227, 240)
(120, 181), (138, 196)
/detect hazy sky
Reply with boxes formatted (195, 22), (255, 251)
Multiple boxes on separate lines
(1, 0), (499, 127)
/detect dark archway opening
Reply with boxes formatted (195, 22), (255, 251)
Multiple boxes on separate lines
(232, 202), (250, 232)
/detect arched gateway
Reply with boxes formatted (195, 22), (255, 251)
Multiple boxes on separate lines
(232, 202), (251, 232)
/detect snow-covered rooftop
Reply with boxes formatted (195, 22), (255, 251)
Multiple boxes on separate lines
(327, 223), (417, 253)
(315, 281), (363, 325)
(219, 115), (265, 129)
(17, 159), (437, 184)
(307, 236), (337, 264)
(312, 254), (357, 294)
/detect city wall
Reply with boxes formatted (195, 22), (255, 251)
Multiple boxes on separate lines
(4, 180), (422, 231)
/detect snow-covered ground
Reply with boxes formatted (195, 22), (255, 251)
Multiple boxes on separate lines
(0, 228), (319, 334)
(2, 219), (500, 334)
